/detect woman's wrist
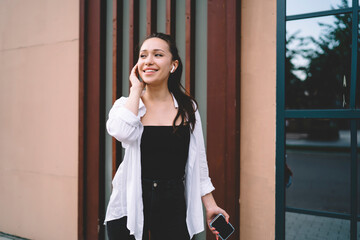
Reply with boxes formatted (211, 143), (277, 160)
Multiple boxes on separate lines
(129, 86), (143, 95)
(202, 193), (218, 211)
(124, 86), (143, 116)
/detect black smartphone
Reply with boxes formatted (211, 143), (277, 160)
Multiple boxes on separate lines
(135, 66), (143, 82)
(209, 214), (235, 240)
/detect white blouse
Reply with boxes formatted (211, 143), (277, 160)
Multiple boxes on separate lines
(104, 95), (215, 240)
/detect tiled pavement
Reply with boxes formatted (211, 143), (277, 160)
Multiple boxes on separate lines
(2, 214), (359, 240)
(286, 212), (360, 240)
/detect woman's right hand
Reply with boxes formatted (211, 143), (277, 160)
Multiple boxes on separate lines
(124, 64), (146, 116)
(129, 64), (145, 93)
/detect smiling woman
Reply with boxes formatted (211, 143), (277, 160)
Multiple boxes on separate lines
(104, 32), (230, 240)
(127, 33), (195, 130)
(137, 37), (177, 87)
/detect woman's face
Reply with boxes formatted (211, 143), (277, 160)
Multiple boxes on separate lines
(138, 37), (176, 86)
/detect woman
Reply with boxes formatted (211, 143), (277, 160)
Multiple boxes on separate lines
(105, 32), (229, 240)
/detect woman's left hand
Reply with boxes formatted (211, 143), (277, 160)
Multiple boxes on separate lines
(206, 206), (230, 240)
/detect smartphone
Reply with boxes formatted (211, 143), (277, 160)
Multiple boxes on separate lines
(135, 66), (143, 82)
(209, 214), (235, 240)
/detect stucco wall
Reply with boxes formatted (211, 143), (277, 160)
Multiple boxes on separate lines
(0, 1), (79, 239)
(240, 0), (276, 239)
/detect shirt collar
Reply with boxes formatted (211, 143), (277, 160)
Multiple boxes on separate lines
(172, 93), (179, 108)
(139, 93), (178, 109)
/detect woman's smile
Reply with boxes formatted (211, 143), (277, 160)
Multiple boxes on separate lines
(143, 67), (159, 75)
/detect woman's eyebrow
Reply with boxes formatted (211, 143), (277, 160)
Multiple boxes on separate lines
(140, 49), (165, 53)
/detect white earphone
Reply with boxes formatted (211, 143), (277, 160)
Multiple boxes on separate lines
(170, 65), (175, 73)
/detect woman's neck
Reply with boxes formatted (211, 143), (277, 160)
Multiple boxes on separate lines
(142, 85), (172, 103)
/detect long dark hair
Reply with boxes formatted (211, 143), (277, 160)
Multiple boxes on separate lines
(142, 32), (198, 132)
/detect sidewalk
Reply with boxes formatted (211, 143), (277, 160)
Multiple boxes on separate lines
(286, 130), (360, 150)
(0, 232), (29, 240)
(286, 212), (360, 240)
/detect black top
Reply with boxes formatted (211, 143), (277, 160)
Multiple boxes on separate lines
(140, 125), (190, 180)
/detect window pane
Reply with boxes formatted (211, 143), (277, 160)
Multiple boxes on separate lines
(286, 0), (352, 16)
(285, 119), (351, 213)
(286, 212), (350, 239)
(357, 14), (360, 108)
(358, 120), (360, 218)
(286, 14), (352, 109)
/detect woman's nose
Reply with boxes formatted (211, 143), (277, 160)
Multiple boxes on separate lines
(144, 55), (154, 65)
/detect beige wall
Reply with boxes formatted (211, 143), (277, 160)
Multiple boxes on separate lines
(240, 0), (276, 239)
(0, 1), (79, 239)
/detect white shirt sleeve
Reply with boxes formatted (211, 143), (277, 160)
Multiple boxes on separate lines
(194, 110), (215, 196)
(106, 97), (143, 148)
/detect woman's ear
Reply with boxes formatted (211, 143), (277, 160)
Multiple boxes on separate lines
(171, 60), (179, 73)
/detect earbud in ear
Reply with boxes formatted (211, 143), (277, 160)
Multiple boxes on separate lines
(171, 65), (175, 73)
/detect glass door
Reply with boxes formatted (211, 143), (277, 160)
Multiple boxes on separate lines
(276, 0), (360, 239)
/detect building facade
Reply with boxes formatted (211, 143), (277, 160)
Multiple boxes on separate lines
(0, 0), (358, 240)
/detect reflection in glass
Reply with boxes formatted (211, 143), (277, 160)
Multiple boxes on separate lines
(285, 119), (351, 213)
(286, 13), (352, 109)
(286, 212), (350, 239)
(287, 0), (352, 16)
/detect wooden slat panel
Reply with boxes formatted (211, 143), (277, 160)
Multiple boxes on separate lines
(207, 0), (240, 239)
(79, 0), (107, 239)
(112, 0), (124, 177)
(166, 0), (176, 36)
(129, 0), (139, 74)
(185, 0), (195, 96)
(147, 0), (157, 35)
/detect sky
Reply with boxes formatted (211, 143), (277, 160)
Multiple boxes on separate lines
(286, 0), (352, 16)
(286, 0), (356, 80)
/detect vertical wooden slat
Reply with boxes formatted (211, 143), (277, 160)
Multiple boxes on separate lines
(207, 2), (227, 235)
(147, 0), (157, 35)
(185, 0), (195, 96)
(112, 0), (118, 102)
(207, 0), (240, 239)
(225, 0), (241, 239)
(166, 0), (176, 36)
(112, 0), (123, 177)
(129, 0), (140, 74)
(112, 0), (118, 178)
(78, 0), (85, 238)
(79, 0), (107, 239)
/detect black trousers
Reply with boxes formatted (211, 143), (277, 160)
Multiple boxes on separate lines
(107, 178), (190, 240)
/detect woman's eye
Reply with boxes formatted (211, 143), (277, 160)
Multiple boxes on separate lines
(155, 54), (163, 57)
(140, 54), (146, 58)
